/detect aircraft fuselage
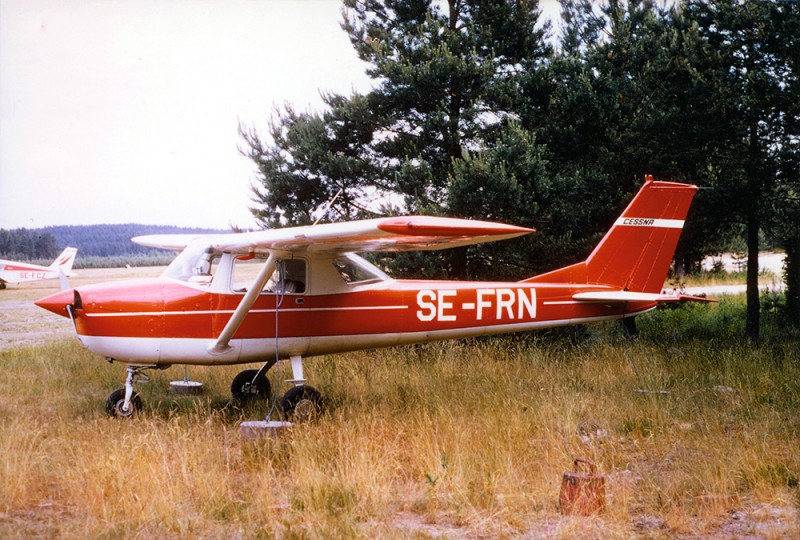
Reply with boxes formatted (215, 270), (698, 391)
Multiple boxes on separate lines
(37, 274), (650, 367)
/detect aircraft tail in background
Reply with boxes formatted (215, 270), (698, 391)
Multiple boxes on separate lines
(0, 247), (78, 288)
(49, 247), (79, 276)
(525, 178), (698, 294)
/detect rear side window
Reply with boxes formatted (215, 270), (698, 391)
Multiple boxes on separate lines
(332, 256), (385, 284)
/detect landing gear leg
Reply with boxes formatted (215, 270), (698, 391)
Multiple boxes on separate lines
(621, 316), (638, 338)
(287, 355), (305, 386)
(280, 355), (322, 421)
(105, 365), (154, 417)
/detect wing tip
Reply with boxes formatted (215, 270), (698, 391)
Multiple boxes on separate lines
(377, 216), (534, 237)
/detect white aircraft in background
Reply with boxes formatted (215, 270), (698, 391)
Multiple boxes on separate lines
(0, 247), (78, 289)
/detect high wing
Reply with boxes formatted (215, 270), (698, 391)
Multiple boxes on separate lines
(131, 234), (211, 252)
(134, 216), (534, 254)
(134, 216), (532, 356)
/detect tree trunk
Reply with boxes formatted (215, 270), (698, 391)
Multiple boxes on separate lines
(744, 107), (761, 341)
(785, 235), (800, 328)
(745, 199), (760, 341)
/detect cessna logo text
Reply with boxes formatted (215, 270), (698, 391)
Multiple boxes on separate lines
(621, 218), (655, 226)
(416, 288), (536, 322)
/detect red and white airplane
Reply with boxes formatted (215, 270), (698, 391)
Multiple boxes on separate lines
(36, 178), (709, 418)
(1, 247), (78, 289)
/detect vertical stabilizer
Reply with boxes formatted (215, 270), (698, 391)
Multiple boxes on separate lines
(526, 178), (698, 293)
(49, 247), (78, 276)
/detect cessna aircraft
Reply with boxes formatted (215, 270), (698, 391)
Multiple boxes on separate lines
(0, 247), (78, 289)
(36, 178), (710, 418)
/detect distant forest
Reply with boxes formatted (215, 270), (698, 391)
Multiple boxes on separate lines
(0, 224), (225, 267)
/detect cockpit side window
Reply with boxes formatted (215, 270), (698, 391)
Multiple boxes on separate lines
(277, 259), (307, 293)
(231, 256), (306, 294)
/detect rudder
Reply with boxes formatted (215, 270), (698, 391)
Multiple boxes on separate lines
(49, 247), (78, 275)
(526, 178), (698, 293)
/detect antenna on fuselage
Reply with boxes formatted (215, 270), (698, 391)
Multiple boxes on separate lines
(312, 188), (344, 226)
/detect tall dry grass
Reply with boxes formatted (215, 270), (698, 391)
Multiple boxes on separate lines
(1, 298), (798, 538)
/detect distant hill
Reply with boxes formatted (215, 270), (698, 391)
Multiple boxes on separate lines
(40, 224), (227, 257)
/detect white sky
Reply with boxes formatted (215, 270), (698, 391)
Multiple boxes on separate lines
(1, 0), (561, 230)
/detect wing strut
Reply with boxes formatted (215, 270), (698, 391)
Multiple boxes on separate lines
(209, 254), (277, 355)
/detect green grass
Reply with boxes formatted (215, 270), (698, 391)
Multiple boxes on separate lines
(1, 301), (798, 538)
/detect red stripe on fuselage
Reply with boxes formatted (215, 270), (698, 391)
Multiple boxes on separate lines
(2, 263), (49, 272)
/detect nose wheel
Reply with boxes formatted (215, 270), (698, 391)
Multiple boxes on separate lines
(104, 365), (155, 417)
(105, 388), (142, 417)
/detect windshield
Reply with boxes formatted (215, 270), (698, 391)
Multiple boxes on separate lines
(162, 240), (220, 283)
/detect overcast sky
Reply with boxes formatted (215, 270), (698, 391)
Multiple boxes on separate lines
(1, 0), (561, 230)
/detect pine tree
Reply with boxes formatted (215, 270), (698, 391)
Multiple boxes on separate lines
(684, 0), (800, 339)
(244, 0), (553, 278)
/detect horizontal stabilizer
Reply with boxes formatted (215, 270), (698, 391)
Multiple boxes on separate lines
(572, 291), (716, 303)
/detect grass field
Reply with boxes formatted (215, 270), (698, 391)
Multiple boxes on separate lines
(1, 272), (798, 538)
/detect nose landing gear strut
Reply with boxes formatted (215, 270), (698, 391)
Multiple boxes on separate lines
(105, 365), (161, 417)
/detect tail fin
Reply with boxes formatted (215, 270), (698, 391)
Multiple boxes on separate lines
(49, 247), (78, 276)
(526, 178), (698, 293)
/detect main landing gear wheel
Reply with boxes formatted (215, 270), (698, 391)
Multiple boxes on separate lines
(280, 385), (323, 421)
(105, 388), (143, 417)
(231, 369), (271, 401)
